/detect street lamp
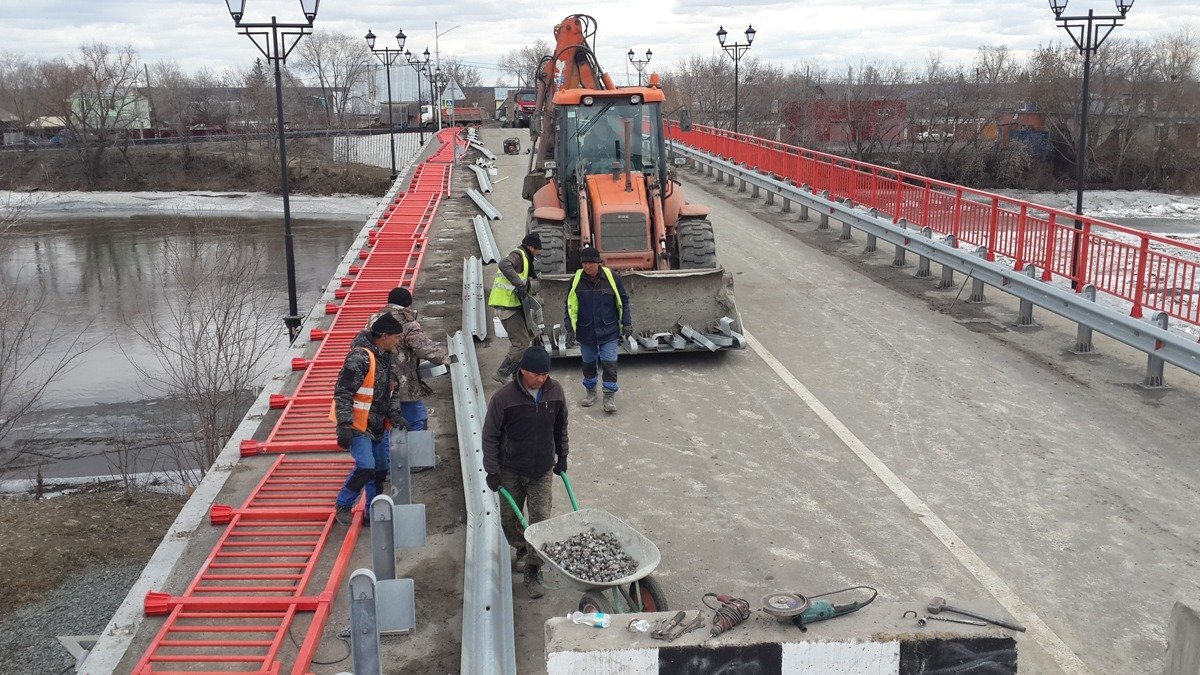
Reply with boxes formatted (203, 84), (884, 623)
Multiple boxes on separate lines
(628, 48), (652, 86)
(717, 24), (755, 134)
(224, 0), (321, 343)
(404, 47), (431, 144)
(366, 28), (406, 180)
(1048, 0), (1134, 288)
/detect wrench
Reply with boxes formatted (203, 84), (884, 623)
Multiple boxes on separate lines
(666, 612), (707, 642)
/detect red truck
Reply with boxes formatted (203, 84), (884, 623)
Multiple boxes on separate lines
(500, 89), (536, 128)
(421, 105), (487, 128)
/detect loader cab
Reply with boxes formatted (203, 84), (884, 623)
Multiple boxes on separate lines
(556, 94), (665, 220)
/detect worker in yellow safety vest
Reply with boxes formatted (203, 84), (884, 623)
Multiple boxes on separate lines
(488, 232), (542, 383)
(330, 312), (407, 526)
(564, 246), (631, 413)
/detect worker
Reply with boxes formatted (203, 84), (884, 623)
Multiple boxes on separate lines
(331, 312), (407, 526)
(366, 287), (450, 435)
(564, 246), (631, 413)
(578, 114), (624, 172)
(482, 345), (569, 599)
(489, 232), (542, 384)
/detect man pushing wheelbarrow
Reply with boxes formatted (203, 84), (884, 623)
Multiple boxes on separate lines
(483, 345), (569, 599)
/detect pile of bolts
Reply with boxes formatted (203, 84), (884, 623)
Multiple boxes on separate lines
(543, 529), (638, 583)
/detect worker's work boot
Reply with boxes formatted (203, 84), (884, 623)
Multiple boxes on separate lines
(580, 387), (597, 407)
(334, 505), (353, 526)
(524, 567), (544, 599)
(603, 390), (617, 413)
(492, 357), (515, 384)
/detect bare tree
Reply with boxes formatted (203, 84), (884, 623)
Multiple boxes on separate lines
(441, 56), (482, 89)
(0, 52), (43, 151)
(497, 39), (551, 87)
(123, 227), (279, 482)
(293, 30), (372, 129)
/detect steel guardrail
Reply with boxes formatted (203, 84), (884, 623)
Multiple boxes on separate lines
(449, 329), (517, 675)
(674, 143), (1200, 378)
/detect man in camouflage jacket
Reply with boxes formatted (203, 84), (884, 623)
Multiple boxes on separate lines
(367, 287), (449, 432)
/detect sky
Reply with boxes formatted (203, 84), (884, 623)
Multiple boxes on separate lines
(1, 0), (1196, 85)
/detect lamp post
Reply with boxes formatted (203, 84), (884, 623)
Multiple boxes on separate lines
(717, 24), (755, 134)
(1049, 0), (1134, 288)
(426, 66), (444, 130)
(404, 47), (431, 144)
(224, 0), (319, 343)
(366, 28), (406, 180)
(627, 48), (652, 86)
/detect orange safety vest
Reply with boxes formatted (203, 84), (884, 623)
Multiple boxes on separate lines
(328, 348), (377, 433)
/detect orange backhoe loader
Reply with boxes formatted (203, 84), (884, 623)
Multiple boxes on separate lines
(520, 14), (744, 355)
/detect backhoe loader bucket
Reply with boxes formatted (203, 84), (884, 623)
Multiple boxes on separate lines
(533, 268), (745, 357)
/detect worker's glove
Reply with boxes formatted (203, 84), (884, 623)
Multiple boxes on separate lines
(444, 354), (459, 365)
(336, 424), (354, 450)
(620, 324), (633, 339)
(387, 412), (410, 432)
(553, 456), (568, 476)
(514, 284), (528, 301)
(565, 329), (577, 347)
(485, 472), (502, 492)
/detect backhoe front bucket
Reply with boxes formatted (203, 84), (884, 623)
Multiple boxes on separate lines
(532, 268), (745, 357)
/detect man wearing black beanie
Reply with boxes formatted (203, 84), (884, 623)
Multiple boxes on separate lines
(330, 312), (407, 526)
(481, 345), (568, 599)
(367, 286), (449, 442)
(488, 232), (543, 383)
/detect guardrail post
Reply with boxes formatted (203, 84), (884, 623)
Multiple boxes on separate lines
(969, 246), (988, 303)
(916, 227), (933, 278)
(1017, 266), (1039, 328)
(938, 235), (957, 288)
(840, 202), (853, 240)
(1141, 312), (1170, 389)
(371, 496), (396, 581)
(818, 190), (831, 230)
(892, 219), (909, 268)
(727, 171), (735, 187)
(739, 177), (747, 192)
(1072, 285), (1098, 354)
(865, 212), (878, 253)
(765, 189), (774, 205)
(349, 569), (382, 675)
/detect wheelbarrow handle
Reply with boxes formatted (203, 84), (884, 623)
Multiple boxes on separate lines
(497, 487), (529, 529)
(559, 471), (580, 512)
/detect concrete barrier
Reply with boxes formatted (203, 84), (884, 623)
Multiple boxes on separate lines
(1166, 600), (1200, 674)
(546, 603), (1018, 674)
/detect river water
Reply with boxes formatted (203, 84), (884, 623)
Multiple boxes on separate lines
(1, 214), (360, 479)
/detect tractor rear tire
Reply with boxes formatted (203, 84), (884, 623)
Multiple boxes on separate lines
(676, 218), (718, 269)
(530, 221), (567, 274)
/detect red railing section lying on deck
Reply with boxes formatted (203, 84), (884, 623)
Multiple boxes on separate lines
(670, 122), (1200, 329)
(134, 127), (465, 674)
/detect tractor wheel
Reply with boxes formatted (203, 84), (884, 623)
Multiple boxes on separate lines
(676, 218), (718, 269)
(530, 221), (567, 274)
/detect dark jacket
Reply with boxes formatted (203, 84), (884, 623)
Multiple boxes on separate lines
(565, 269), (632, 346)
(482, 375), (568, 477)
(333, 331), (404, 439)
(367, 305), (448, 402)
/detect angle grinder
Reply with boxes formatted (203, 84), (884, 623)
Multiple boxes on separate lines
(761, 585), (878, 632)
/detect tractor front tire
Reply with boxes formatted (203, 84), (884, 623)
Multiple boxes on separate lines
(676, 218), (718, 269)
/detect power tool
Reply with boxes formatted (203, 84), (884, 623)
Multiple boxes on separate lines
(761, 585), (877, 632)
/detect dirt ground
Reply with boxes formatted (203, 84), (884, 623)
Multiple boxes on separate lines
(0, 487), (184, 611)
(0, 142), (392, 195)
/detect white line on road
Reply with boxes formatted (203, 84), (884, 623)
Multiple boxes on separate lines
(744, 329), (1090, 674)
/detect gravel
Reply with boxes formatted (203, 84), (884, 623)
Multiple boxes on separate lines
(0, 561), (145, 674)
(542, 529), (638, 583)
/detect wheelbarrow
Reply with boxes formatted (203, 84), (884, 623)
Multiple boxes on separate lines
(499, 472), (668, 614)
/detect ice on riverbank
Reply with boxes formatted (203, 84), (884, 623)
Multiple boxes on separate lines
(2, 189), (383, 221)
(995, 189), (1200, 222)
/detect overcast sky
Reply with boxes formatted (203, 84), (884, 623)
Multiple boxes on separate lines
(2, 0), (1196, 84)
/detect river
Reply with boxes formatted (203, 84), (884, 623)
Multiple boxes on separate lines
(1, 213), (361, 479)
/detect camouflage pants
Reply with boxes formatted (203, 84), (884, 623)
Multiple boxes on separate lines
(498, 309), (534, 364)
(500, 469), (553, 570)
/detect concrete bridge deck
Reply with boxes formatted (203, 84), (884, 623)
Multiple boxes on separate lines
(98, 128), (1198, 673)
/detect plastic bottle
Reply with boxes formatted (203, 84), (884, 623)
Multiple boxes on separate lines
(568, 611), (611, 628)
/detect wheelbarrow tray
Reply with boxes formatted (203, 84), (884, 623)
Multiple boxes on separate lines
(523, 507), (661, 593)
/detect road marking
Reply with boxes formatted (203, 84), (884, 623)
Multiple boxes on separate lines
(745, 329), (1091, 674)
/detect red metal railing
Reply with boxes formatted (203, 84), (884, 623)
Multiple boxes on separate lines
(134, 127), (466, 674)
(671, 123), (1200, 330)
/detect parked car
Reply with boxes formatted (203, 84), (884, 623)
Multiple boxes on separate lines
(917, 130), (952, 142)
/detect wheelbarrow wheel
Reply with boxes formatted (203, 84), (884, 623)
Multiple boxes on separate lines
(578, 590), (615, 615)
(627, 575), (668, 612)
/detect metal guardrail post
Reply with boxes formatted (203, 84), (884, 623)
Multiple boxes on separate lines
(892, 219), (909, 268)
(968, 246), (988, 303)
(818, 191), (831, 229)
(1142, 312), (1170, 389)
(916, 227), (933, 278)
(462, 257), (489, 341)
(349, 569), (382, 675)
(1018, 266), (1039, 328)
(1072, 285), (1098, 354)
(371, 496), (397, 581)
(938, 235), (957, 288)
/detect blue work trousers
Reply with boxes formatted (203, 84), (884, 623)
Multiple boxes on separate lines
(335, 433), (390, 508)
(580, 339), (619, 392)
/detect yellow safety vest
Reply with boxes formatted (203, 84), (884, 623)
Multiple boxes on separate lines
(566, 267), (622, 332)
(328, 348), (376, 433)
(488, 248), (530, 308)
